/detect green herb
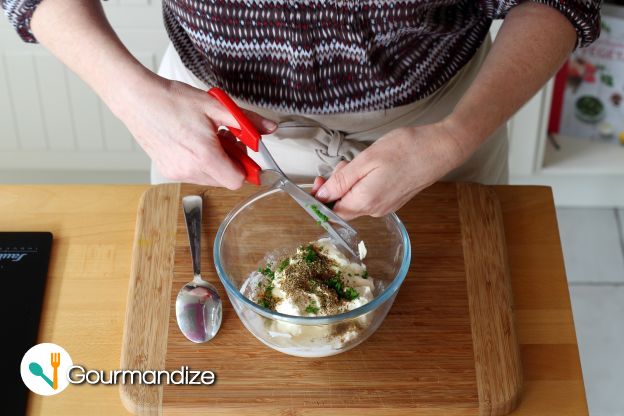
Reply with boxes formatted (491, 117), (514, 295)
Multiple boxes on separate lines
(326, 273), (359, 301)
(305, 304), (319, 314)
(361, 270), (368, 279)
(258, 264), (275, 280)
(303, 245), (317, 263)
(343, 287), (359, 301)
(326, 276), (343, 293)
(257, 280), (275, 309)
(256, 263), (277, 309)
(310, 205), (329, 223)
(277, 258), (290, 272)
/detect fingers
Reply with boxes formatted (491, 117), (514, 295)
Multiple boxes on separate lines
(163, 127), (246, 189)
(200, 89), (277, 188)
(315, 159), (364, 202)
(203, 132), (247, 190)
(155, 151), (226, 187)
(331, 173), (384, 220)
(242, 109), (278, 134)
(330, 167), (419, 220)
(150, 82), (277, 189)
(205, 94), (278, 135)
(311, 176), (325, 196)
(182, 171), (222, 187)
(159, 144), (245, 189)
(311, 160), (347, 196)
(331, 201), (358, 221)
(217, 129), (246, 153)
(331, 182), (369, 220)
(333, 160), (349, 173)
(201, 97), (275, 189)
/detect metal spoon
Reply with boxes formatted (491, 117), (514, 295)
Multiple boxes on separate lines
(175, 195), (222, 343)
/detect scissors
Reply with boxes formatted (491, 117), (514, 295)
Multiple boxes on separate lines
(207, 87), (362, 261)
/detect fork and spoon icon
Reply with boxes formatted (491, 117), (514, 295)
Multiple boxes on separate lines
(28, 352), (60, 389)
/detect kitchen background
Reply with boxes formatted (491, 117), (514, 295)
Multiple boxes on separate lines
(1, 1), (623, 414)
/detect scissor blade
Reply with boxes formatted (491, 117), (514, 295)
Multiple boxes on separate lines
(273, 175), (361, 260)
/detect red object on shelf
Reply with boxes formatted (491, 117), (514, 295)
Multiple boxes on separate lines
(548, 61), (569, 135)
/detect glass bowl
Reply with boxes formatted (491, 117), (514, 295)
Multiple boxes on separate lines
(213, 185), (411, 357)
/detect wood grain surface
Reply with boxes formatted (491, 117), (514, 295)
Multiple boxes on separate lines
(0, 184), (586, 416)
(119, 184), (180, 414)
(458, 184), (522, 415)
(119, 182), (522, 415)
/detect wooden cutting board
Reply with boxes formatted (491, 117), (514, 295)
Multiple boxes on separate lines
(120, 182), (522, 415)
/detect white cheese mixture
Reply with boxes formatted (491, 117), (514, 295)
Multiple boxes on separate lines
(271, 238), (373, 316)
(239, 238), (375, 355)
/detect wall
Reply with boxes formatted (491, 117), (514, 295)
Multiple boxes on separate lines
(0, 0), (168, 182)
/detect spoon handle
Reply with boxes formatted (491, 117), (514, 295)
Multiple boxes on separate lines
(183, 195), (202, 278)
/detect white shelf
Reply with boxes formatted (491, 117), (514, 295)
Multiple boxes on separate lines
(543, 136), (624, 175)
(511, 173), (624, 207)
(511, 135), (624, 207)
(508, 74), (624, 207)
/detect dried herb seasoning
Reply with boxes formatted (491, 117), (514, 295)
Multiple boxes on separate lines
(254, 243), (361, 314)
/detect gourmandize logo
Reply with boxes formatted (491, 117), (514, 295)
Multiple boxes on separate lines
(20, 343), (73, 396)
(20, 343), (217, 393)
(29, 352), (60, 390)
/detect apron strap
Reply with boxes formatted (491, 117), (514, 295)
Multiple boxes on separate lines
(276, 119), (367, 178)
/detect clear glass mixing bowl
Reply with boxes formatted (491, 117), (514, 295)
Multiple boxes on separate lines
(213, 185), (411, 357)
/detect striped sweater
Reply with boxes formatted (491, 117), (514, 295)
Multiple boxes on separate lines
(3, 0), (601, 114)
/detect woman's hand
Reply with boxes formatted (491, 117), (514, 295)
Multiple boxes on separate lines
(111, 75), (277, 188)
(312, 121), (471, 220)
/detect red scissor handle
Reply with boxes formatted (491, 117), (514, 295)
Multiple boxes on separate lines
(208, 87), (262, 185)
(218, 134), (262, 185)
(208, 87), (261, 151)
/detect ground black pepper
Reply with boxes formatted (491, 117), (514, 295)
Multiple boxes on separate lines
(255, 243), (359, 315)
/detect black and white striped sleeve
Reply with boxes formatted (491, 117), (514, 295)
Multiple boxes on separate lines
(2, 0), (45, 43)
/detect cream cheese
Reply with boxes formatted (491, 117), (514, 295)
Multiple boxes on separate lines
(270, 238), (373, 317)
(240, 238), (375, 354)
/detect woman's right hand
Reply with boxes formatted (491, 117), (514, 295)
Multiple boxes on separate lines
(109, 74), (277, 188)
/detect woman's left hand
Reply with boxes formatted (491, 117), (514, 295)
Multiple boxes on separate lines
(312, 121), (472, 220)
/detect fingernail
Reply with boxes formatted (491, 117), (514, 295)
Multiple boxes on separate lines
(262, 119), (278, 132)
(316, 187), (329, 201)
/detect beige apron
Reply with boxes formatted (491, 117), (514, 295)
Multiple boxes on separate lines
(152, 36), (508, 185)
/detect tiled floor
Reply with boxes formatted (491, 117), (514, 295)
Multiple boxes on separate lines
(557, 208), (624, 416)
